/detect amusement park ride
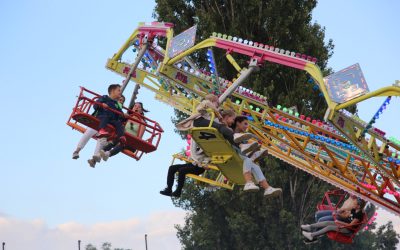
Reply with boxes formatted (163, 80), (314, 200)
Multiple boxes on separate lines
(68, 22), (400, 242)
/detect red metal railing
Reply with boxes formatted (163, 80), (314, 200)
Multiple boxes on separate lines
(67, 87), (164, 160)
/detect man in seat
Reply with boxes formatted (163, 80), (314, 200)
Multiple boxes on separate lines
(72, 95), (125, 160)
(96, 84), (125, 139)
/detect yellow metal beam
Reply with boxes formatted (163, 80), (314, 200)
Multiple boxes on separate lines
(335, 86), (400, 111)
(226, 54), (242, 72)
(166, 38), (217, 65)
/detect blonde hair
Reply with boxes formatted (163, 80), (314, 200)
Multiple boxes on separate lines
(220, 108), (236, 118)
(204, 94), (218, 102)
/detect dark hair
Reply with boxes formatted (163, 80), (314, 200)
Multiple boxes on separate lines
(120, 95), (126, 101)
(134, 102), (149, 115)
(231, 115), (248, 130)
(108, 84), (121, 94)
(357, 198), (366, 209)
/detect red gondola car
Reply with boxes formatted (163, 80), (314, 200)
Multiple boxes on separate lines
(316, 189), (368, 244)
(67, 87), (163, 160)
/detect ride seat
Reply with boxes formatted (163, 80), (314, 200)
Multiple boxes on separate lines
(72, 112), (156, 153)
(190, 127), (246, 185)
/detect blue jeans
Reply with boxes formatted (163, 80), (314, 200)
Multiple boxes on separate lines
(315, 210), (334, 222)
(239, 155), (266, 183)
(97, 113), (124, 138)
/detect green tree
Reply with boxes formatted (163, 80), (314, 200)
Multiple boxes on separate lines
(101, 242), (112, 250)
(154, 0), (399, 249)
(84, 242), (132, 250)
(85, 244), (97, 250)
(374, 221), (399, 250)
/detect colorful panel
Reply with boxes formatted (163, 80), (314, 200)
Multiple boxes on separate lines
(324, 63), (369, 103)
(167, 25), (197, 58)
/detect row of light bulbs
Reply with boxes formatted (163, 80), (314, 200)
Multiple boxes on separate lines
(211, 32), (318, 63)
(174, 62), (268, 103)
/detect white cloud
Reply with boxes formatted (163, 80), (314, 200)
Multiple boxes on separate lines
(0, 211), (186, 250)
(2, 208), (398, 250)
(375, 208), (400, 233)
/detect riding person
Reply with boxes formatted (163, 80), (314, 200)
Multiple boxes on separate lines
(85, 84), (125, 167)
(160, 108), (237, 197)
(99, 102), (148, 162)
(176, 94), (253, 147)
(315, 194), (358, 222)
(231, 116), (281, 196)
(96, 84), (125, 139)
(72, 95), (125, 160)
(301, 199), (366, 243)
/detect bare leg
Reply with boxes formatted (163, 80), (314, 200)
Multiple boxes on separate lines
(244, 171), (253, 182)
(259, 179), (270, 190)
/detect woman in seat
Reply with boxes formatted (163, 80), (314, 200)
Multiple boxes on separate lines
(315, 194), (358, 222)
(301, 199), (365, 243)
(99, 102), (148, 162)
(231, 116), (281, 197)
(176, 94), (252, 147)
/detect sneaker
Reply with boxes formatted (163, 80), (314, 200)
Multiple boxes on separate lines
(234, 133), (254, 143)
(264, 186), (282, 197)
(93, 155), (101, 163)
(240, 142), (259, 154)
(72, 151), (79, 160)
(301, 224), (312, 232)
(302, 231), (314, 241)
(251, 148), (268, 162)
(160, 188), (172, 196)
(171, 190), (182, 197)
(87, 159), (96, 168)
(97, 129), (110, 138)
(243, 182), (260, 192)
(100, 150), (110, 161)
(303, 238), (318, 244)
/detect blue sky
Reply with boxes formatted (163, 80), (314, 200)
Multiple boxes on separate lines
(0, 0), (399, 249)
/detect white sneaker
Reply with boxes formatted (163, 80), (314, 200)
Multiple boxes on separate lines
(264, 186), (282, 197)
(100, 150), (110, 161)
(251, 148), (269, 162)
(234, 133), (254, 143)
(302, 231), (314, 241)
(87, 159), (96, 168)
(301, 224), (312, 232)
(93, 155), (101, 163)
(243, 182), (260, 192)
(240, 142), (259, 154)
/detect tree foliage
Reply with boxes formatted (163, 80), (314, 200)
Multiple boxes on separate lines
(84, 242), (131, 250)
(154, 0), (399, 249)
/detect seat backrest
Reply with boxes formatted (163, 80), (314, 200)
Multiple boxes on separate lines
(191, 127), (246, 185)
(326, 211), (367, 244)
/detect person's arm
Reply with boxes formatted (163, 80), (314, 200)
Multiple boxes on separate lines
(348, 218), (360, 227)
(137, 119), (146, 138)
(94, 96), (109, 110)
(335, 218), (360, 229)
